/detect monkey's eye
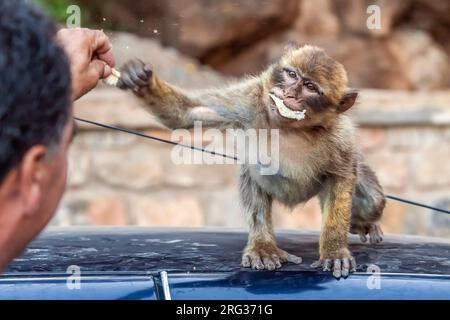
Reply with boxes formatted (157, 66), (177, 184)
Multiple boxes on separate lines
(305, 82), (316, 92)
(288, 71), (298, 79)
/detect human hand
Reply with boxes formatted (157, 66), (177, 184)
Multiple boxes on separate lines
(57, 28), (116, 100)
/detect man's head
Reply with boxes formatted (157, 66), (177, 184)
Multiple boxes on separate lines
(0, 0), (75, 270)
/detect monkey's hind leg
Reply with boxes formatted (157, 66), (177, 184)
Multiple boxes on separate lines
(351, 162), (386, 244)
(240, 167), (302, 270)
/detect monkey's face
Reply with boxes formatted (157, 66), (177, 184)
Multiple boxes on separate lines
(267, 45), (358, 128)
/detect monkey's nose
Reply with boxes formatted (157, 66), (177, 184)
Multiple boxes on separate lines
(284, 88), (299, 99)
(284, 92), (298, 100)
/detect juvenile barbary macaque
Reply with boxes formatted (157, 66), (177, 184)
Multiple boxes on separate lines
(117, 45), (386, 278)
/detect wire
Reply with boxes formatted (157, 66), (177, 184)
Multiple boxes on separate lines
(75, 117), (450, 215)
(75, 117), (238, 161)
(386, 195), (450, 215)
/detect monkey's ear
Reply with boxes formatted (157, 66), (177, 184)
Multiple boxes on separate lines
(338, 90), (358, 113)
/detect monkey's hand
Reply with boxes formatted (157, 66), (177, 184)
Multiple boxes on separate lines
(242, 242), (302, 271)
(117, 59), (153, 96)
(311, 247), (356, 278)
(351, 222), (383, 244)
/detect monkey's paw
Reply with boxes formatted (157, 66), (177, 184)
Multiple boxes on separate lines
(311, 251), (357, 279)
(241, 243), (302, 271)
(117, 59), (153, 95)
(351, 222), (383, 244)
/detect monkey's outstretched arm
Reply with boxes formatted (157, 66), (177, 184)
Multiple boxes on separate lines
(116, 60), (263, 129)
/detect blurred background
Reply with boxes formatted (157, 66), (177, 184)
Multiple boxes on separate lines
(37, 0), (450, 238)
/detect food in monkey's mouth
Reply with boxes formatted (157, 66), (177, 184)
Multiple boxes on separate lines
(269, 93), (307, 121)
(104, 68), (122, 86)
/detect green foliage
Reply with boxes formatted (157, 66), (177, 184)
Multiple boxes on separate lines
(34, 0), (75, 22)
(32, 1), (108, 29)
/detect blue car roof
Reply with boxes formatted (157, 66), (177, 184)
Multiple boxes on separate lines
(6, 227), (450, 276)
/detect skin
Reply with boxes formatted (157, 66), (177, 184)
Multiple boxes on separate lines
(118, 45), (386, 279)
(0, 115), (75, 271)
(57, 28), (116, 100)
(0, 28), (115, 272)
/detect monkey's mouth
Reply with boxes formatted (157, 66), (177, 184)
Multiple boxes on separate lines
(269, 94), (307, 121)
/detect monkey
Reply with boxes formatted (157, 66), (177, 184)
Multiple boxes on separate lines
(116, 45), (386, 278)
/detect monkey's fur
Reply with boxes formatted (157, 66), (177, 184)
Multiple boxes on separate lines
(118, 45), (386, 278)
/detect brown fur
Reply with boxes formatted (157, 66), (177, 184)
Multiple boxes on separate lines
(117, 45), (386, 278)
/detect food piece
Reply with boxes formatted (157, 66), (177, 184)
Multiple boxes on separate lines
(103, 68), (121, 87)
(269, 94), (306, 121)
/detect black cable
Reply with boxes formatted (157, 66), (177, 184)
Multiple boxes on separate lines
(75, 117), (450, 215)
(386, 195), (450, 215)
(75, 117), (238, 161)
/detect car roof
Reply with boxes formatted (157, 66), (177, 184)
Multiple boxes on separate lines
(6, 227), (450, 275)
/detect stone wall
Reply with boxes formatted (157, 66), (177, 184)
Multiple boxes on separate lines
(50, 33), (450, 238)
(76, 0), (450, 89)
(58, 88), (450, 238)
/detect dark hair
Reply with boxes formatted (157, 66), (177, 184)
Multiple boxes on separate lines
(0, 0), (72, 183)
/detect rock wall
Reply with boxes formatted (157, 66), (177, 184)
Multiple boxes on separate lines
(53, 33), (450, 238)
(59, 117), (450, 238)
(77, 0), (450, 89)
